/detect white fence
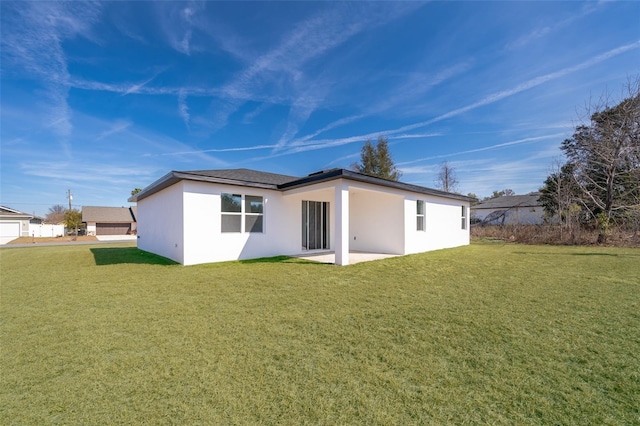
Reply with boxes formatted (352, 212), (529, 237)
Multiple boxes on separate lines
(28, 224), (65, 238)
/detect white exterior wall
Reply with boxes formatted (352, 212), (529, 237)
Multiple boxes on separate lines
(137, 177), (470, 265)
(181, 181), (301, 265)
(349, 187), (404, 254)
(281, 182), (339, 254)
(404, 195), (470, 255)
(137, 182), (185, 264)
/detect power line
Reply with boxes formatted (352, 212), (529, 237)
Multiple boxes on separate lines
(0, 202), (66, 206)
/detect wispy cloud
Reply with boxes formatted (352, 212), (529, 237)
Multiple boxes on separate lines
(400, 159), (489, 175)
(1, 2), (102, 155)
(155, 1), (203, 56)
(178, 90), (190, 130)
(20, 161), (156, 185)
(160, 144), (277, 156)
(267, 41), (636, 161)
(369, 60), (474, 116)
(111, 5), (147, 44)
(216, 3), (423, 149)
(506, 2), (604, 50)
(397, 134), (566, 166)
(377, 41), (640, 137)
(193, 18), (256, 63)
(95, 119), (133, 141)
(123, 74), (159, 96)
(242, 102), (273, 124)
(405, 147), (562, 196)
(293, 114), (366, 145)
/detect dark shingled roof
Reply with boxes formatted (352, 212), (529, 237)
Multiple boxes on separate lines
(473, 193), (542, 210)
(185, 168), (299, 186)
(129, 168), (474, 203)
(82, 206), (137, 223)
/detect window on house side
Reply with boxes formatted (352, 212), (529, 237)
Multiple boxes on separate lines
(221, 193), (264, 233)
(461, 205), (467, 230)
(245, 195), (264, 233)
(417, 200), (425, 231)
(221, 193), (242, 232)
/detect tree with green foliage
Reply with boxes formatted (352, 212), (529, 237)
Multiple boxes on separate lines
(483, 189), (515, 201)
(561, 89), (640, 221)
(64, 209), (83, 239)
(541, 78), (639, 243)
(539, 161), (581, 220)
(352, 135), (402, 181)
(131, 188), (142, 197)
(466, 193), (480, 205)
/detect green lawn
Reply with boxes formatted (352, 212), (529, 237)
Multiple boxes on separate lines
(1, 242), (639, 425)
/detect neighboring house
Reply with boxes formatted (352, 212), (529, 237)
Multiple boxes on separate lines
(471, 193), (545, 225)
(129, 168), (473, 266)
(82, 206), (137, 236)
(0, 206), (33, 244)
(29, 216), (44, 225)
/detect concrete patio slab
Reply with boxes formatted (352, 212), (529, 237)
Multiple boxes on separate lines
(96, 235), (138, 242)
(295, 251), (399, 265)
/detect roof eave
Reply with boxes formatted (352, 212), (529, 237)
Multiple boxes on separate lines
(279, 169), (474, 202)
(130, 171), (282, 202)
(132, 168), (474, 203)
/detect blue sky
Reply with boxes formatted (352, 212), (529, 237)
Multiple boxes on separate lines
(1, 1), (639, 217)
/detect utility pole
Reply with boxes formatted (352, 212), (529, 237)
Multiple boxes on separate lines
(66, 189), (77, 238)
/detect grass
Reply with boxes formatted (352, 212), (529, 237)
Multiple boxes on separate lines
(1, 242), (639, 424)
(8, 236), (98, 244)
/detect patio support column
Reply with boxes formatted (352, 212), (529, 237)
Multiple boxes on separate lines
(335, 180), (350, 266)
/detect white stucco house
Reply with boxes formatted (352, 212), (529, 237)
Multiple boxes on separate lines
(129, 168), (473, 266)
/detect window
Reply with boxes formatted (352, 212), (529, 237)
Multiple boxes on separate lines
(461, 205), (467, 230)
(417, 200), (425, 231)
(221, 193), (242, 232)
(221, 193), (263, 233)
(245, 195), (263, 233)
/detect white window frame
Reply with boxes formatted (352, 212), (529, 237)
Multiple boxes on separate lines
(417, 200), (425, 231)
(461, 205), (467, 230)
(221, 193), (264, 233)
(244, 195), (264, 234)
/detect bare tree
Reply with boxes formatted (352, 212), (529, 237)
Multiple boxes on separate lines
(45, 204), (67, 224)
(435, 161), (459, 193)
(561, 77), (640, 242)
(539, 159), (582, 242)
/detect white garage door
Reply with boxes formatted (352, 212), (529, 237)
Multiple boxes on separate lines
(0, 222), (20, 245)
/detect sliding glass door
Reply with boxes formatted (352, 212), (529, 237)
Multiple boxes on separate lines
(302, 200), (329, 250)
